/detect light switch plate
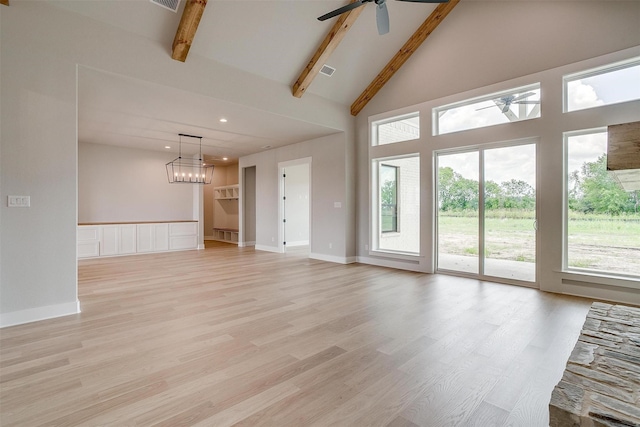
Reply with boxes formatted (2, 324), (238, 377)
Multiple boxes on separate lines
(8, 195), (30, 208)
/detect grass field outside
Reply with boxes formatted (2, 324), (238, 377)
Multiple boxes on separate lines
(438, 210), (640, 277)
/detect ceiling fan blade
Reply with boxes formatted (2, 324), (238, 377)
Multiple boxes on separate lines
(318, 0), (366, 21)
(502, 104), (511, 113)
(511, 91), (536, 102)
(376, 1), (389, 35)
(513, 100), (540, 104)
(396, 0), (449, 3)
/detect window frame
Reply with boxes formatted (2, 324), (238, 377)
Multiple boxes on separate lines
(432, 83), (541, 136)
(380, 164), (399, 234)
(371, 112), (420, 147)
(562, 128), (640, 281)
(563, 57), (640, 113)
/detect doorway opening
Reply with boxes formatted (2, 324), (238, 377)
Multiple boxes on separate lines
(241, 166), (256, 247)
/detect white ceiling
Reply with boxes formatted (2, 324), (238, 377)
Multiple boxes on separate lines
(63, 0), (429, 162)
(191, 0), (443, 105)
(54, 0), (445, 105)
(78, 67), (341, 162)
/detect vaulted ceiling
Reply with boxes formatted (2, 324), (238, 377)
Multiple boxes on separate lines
(53, 0), (461, 161)
(55, 0), (454, 105)
(40, 0), (640, 162)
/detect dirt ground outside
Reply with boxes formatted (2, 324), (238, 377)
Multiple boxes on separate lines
(438, 214), (640, 277)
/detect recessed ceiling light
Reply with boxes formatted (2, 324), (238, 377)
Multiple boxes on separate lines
(222, 157), (228, 161)
(165, 146), (171, 149)
(219, 118), (228, 123)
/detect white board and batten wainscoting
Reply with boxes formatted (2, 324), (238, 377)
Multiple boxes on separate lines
(77, 221), (198, 258)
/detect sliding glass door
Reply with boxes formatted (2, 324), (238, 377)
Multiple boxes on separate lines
(436, 151), (479, 274)
(436, 143), (537, 284)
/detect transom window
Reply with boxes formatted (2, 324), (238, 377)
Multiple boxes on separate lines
(433, 84), (541, 136)
(564, 57), (640, 112)
(372, 112), (419, 146)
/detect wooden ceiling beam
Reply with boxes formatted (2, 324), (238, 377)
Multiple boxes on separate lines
(1, 0), (9, 7)
(350, 0), (460, 116)
(292, 0), (365, 98)
(172, 0), (208, 62)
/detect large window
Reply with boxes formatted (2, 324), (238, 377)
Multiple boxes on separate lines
(372, 112), (419, 146)
(373, 156), (420, 254)
(565, 130), (640, 277)
(564, 58), (640, 112)
(433, 84), (541, 136)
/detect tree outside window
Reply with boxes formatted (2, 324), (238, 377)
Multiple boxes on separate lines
(380, 165), (398, 233)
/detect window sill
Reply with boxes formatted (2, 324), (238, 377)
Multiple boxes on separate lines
(369, 249), (421, 262)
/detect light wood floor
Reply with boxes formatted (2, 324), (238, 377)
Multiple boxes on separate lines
(1, 244), (593, 426)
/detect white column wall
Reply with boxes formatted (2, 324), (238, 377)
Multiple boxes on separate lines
(240, 133), (353, 263)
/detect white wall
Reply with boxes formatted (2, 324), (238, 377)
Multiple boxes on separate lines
(1, 5), (79, 326)
(203, 181), (214, 238)
(240, 133), (351, 263)
(357, 1), (640, 119)
(0, 2), (353, 326)
(78, 143), (194, 223)
(226, 164), (239, 186)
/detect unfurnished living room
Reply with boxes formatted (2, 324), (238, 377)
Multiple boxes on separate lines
(1, 0), (639, 426)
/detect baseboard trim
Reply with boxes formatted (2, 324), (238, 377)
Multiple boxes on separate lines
(0, 300), (81, 328)
(255, 244), (280, 253)
(309, 253), (356, 265)
(286, 240), (309, 247)
(239, 241), (256, 248)
(204, 235), (215, 241)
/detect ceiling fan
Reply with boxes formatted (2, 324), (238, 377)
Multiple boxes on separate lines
(318, 0), (449, 36)
(476, 92), (540, 114)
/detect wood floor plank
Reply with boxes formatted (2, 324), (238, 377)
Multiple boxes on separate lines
(0, 245), (595, 426)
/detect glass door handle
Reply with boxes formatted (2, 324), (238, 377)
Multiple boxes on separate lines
(533, 220), (538, 231)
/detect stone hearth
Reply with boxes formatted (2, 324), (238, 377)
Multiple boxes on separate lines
(550, 302), (640, 426)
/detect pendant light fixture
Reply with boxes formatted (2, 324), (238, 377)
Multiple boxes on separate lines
(166, 133), (214, 184)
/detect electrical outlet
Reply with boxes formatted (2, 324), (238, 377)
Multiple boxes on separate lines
(329, 243), (332, 249)
(271, 237), (275, 242)
(8, 196), (30, 208)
